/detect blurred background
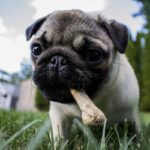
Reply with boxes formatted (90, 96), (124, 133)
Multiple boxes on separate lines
(0, 0), (149, 112)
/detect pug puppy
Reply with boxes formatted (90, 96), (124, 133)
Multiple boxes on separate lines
(26, 10), (140, 140)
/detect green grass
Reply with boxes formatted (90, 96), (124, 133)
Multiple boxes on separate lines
(140, 112), (150, 125)
(0, 109), (150, 150)
(0, 110), (48, 149)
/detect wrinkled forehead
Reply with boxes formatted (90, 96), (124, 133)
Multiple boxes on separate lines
(34, 10), (107, 45)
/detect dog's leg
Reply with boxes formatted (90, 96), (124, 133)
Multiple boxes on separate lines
(49, 101), (81, 140)
(49, 103), (72, 140)
(131, 109), (141, 135)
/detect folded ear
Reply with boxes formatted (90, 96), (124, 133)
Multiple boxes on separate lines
(26, 16), (47, 41)
(101, 20), (129, 53)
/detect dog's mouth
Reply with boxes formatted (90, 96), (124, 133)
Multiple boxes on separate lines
(41, 85), (75, 103)
(33, 64), (107, 103)
(32, 67), (90, 103)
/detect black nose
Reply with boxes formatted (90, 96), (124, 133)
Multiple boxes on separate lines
(49, 55), (68, 71)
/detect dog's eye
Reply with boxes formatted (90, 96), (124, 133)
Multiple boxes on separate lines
(31, 43), (42, 57)
(86, 50), (102, 63)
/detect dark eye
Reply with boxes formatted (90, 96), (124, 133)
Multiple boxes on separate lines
(31, 43), (42, 57)
(86, 50), (102, 63)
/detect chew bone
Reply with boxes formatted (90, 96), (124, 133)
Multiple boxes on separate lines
(71, 89), (107, 126)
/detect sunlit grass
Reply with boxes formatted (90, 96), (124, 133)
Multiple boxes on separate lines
(0, 109), (150, 150)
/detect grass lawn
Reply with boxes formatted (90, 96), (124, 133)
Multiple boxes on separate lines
(0, 109), (150, 150)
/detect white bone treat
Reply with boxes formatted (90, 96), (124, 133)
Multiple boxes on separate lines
(71, 89), (107, 126)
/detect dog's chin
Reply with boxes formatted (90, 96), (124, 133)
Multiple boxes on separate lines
(41, 85), (75, 103)
(34, 77), (102, 103)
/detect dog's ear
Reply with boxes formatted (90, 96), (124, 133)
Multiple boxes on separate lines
(26, 16), (47, 41)
(101, 20), (129, 53)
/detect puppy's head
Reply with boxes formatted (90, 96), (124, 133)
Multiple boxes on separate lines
(26, 10), (128, 103)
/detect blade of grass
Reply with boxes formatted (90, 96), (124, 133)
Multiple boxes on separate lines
(114, 125), (122, 149)
(66, 135), (79, 148)
(60, 139), (69, 150)
(123, 120), (129, 146)
(99, 120), (107, 150)
(0, 119), (41, 150)
(0, 129), (6, 146)
(124, 135), (136, 150)
(25, 119), (50, 150)
(48, 118), (54, 149)
(105, 129), (113, 144)
(74, 119), (98, 150)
